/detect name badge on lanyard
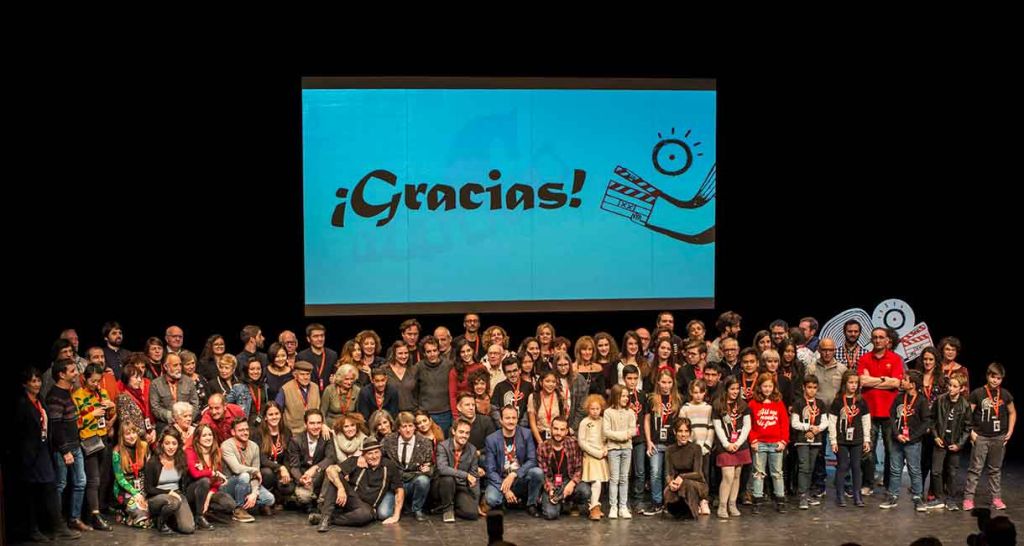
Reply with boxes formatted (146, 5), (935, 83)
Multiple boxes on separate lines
(994, 420), (1001, 432)
(554, 474), (563, 487)
(846, 426), (854, 442)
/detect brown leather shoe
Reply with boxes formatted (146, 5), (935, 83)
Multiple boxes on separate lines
(259, 505), (274, 517)
(589, 505), (603, 521)
(67, 518), (93, 532)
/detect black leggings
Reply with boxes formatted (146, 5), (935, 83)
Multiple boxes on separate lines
(184, 478), (235, 515)
(836, 444), (863, 497)
(84, 445), (110, 514)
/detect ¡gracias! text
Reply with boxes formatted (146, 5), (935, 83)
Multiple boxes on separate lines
(331, 169), (586, 228)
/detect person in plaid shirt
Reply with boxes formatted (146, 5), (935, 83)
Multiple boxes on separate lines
(536, 416), (589, 520)
(836, 320), (867, 373)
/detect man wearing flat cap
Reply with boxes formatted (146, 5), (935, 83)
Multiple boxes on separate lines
(310, 437), (405, 531)
(276, 360), (322, 435)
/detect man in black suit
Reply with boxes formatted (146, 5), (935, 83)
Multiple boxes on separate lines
(286, 409), (334, 511)
(382, 411), (435, 521)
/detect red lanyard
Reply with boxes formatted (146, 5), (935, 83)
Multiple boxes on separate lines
(249, 385), (261, 416)
(842, 395), (858, 426)
(270, 433), (283, 460)
(727, 401), (739, 432)
(550, 447), (567, 475)
(629, 390), (642, 416)
(31, 397), (47, 433)
(341, 389), (353, 413)
(741, 375), (755, 399)
(986, 386), (1002, 418)
(543, 391), (557, 426)
(317, 351), (327, 390)
(902, 391), (918, 422)
(511, 379), (522, 403)
(804, 398), (819, 423)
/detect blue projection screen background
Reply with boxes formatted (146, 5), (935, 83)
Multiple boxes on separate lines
(302, 78), (716, 315)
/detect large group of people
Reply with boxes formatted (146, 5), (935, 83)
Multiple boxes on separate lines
(14, 311), (1013, 541)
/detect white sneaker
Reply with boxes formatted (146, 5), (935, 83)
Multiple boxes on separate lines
(620, 507), (633, 519)
(608, 506), (618, 519)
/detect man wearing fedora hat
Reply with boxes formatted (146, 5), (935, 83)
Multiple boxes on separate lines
(310, 436), (404, 531)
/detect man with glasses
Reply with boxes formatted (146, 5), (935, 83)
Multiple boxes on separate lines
(858, 328), (903, 495)
(165, 326), (185, 356)
(491, 356), (533, 426)
(807, 338), (847, 497)
(278, 330), (300, 368)
(707, 311), (742, 365)
(454, 314), (484, 362)
(718, 338), (742, 378)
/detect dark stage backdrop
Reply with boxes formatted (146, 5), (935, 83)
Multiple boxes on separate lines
(10, 57), (1015, 448)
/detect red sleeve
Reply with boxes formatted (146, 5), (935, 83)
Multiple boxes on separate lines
(891, 355), (905, 379)
(449, 369), (459, 417)
(747, 401), (760, 442)
(186, 448), (213, 480)
(858, 355), (871, 375)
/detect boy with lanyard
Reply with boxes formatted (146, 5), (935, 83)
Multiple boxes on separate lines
(622, 365), (650, 512)
(963, 363), (1016, 511)
(879, 370), (931, 512)
(790, 376), (827, 510)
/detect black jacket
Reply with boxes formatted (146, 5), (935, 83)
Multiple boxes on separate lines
(932, 393), (972, 449)
(889, 390), (932, 444)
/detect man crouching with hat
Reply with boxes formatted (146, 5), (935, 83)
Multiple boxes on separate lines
(309, 437), (404, 531)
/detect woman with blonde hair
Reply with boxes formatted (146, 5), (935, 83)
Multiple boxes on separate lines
(321, 363), (360, 427)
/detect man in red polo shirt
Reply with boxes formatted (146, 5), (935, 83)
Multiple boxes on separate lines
(858, 327), (904, 495)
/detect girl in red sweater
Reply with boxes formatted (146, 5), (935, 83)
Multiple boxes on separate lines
(748, 372), (789, 513)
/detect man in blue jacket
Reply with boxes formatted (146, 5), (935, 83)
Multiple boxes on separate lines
(483, 405), (545, 517)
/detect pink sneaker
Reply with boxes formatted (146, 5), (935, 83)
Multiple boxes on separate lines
(993, 498), (1007, 510)
(963, 499), (975, 511)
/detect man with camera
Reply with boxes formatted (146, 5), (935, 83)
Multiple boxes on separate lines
(536, 416), (589, 520)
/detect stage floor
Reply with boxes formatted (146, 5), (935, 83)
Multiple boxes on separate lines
(15, 466), (1023, 545)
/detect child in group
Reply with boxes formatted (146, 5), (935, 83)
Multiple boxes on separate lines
(712, 376), (752, 519)
(790, 376), (827, 510)
(927, 372), (971, 511)
(642, 370), (682, 516)
(578, 394), (610, 521)
(679, 379), (714, 515)
(880, 370), (931, 512)
(747, 373), (789, 513)
(603, 384), (637, 519)
(963, 363), (1016, 511)
(828, 370), (871, 507)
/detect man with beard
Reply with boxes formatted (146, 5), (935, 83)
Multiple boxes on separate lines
(536, 416), (588, 519)
(150, 353), (199, 432)
(297, 323), (338, 393)
(60, 329), (89, 372)
(454, 313), (484, 362)
(101, 321), (128, 378)
(836, 320), (867, 373)
(707, 311), (742, 365)
(236, 325), (268, 379)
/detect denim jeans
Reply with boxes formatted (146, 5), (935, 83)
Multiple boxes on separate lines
(53, 447), (86, 520)
(224, 475), (275, 507)
(752, 442), (785, 499)
(608, 448), (632, 509)
(647, 444), (667, 505)
(403, 474), (431, 513)
(484, 467), (545, 508)
(888, 440), (923, 499)
(540, 481), (591, 519)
